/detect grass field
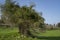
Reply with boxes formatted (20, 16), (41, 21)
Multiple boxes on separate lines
(0, 27), (60, 40)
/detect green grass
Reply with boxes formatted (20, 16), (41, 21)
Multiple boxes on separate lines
(0, 27), (39, 40)
(40, 30), (60, 36)
(0, 27), (60, 40)
(0, 27), (19, 40)
(37, 30), (60, 40)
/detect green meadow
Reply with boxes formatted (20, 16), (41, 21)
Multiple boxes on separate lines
(0, 27), (60, 40)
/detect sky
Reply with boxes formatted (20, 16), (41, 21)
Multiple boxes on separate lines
(0, 0), (60, 24)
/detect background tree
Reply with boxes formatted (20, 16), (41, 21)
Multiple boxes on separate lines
(57, 22), (60, 27)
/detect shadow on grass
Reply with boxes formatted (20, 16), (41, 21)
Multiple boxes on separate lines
(35, 36), (60, 40)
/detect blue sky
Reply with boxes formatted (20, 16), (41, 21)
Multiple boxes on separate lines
(0, 0), (60, 24)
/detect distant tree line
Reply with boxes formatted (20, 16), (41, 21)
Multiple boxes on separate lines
(45, 23), (60, 30)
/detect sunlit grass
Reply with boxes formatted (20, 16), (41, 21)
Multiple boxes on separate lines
(39, 30), (60, 37)
(0, 27), (60, 40)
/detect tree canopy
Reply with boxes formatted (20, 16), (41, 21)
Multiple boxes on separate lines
(1, 0), (45, 37)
